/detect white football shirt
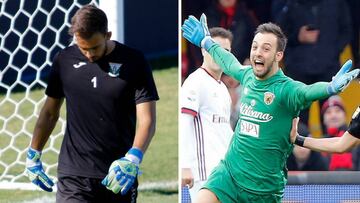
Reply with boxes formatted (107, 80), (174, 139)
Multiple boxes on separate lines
(181, 68), (233, 181)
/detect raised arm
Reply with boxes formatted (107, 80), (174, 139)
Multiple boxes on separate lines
(285, 60), (359, 111)
(207, 43), (248, 81)
(295, 81), (330, 103)
(182, 14), (248, 82)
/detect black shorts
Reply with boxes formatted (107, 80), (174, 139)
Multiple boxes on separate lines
(56, 174), (138, 203)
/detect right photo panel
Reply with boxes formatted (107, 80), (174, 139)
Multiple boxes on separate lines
(180, 0), (360, 202)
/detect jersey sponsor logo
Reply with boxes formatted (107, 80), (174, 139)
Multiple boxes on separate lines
(212, 114), (229, 123)
(264, 92), (275, 105)
(240, 119), (259, 137)
(239, 103), (273, 122)
(73, 62), (86, 69)
(108, 62), (122, 77)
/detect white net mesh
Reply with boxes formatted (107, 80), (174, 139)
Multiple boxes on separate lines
(0, 0), (98, 189)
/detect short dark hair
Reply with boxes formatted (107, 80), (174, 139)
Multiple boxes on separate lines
(209, 27), (233, 43)
(255, 23), (287, 52)
(69, 4), (108, 39)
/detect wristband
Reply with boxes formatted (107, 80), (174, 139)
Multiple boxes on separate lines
(201, 36), (215, 51)
(125, 147), (143, 165)
(294, 134), (305, 147)
(27, 147), (42, 161)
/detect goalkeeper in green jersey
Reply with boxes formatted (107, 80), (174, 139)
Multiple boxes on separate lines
(182, 14), (360, 203)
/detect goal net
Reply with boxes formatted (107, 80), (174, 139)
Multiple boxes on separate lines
(0, 0), (98, 190)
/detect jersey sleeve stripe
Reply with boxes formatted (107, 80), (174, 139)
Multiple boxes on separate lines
(194, 114), (207, 181)
(181, 108), (198, 116)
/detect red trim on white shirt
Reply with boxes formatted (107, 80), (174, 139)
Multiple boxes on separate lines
(181, 108), (198, 116)
(200, 67), (222, 84)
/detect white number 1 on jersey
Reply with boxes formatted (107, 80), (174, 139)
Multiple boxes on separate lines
(91, 76), (97, 88)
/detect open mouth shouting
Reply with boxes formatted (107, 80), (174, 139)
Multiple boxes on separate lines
(253, 59), (265, 71)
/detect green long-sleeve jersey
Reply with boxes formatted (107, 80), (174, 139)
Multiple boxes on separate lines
(208, 43), (331, 195)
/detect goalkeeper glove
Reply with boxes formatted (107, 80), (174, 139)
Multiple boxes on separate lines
(182, 13), (215, 51)
(25, 147), (54, 192)
(327, 60), (360, 95)
(348, 106), (360, 138)
(101, 147), (143, 195)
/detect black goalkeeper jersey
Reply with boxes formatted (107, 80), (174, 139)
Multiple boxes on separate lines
(45, 41), (159, 178)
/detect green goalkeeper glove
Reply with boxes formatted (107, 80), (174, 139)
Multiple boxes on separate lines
(101, 147), (143, 195)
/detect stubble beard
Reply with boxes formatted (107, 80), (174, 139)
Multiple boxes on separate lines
(253, 56), (276, 79)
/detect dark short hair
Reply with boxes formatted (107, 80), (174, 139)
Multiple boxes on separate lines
(69, 4), (108, 39)
(255, 23), (287, 52)
(209, 27), (233, 43)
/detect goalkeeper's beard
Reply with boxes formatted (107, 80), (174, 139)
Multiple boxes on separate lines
(92, 41), (108, 62)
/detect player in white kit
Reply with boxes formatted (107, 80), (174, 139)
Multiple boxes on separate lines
(180, 27), (234, 200)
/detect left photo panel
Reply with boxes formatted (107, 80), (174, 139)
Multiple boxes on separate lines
(0, 0), (178, 202)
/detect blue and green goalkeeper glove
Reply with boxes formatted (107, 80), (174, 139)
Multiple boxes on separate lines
(101, 147), (143, 195)
(327, 60), (360, 95)
(182, 13), (215, 51)
(25, 147), (54, 192)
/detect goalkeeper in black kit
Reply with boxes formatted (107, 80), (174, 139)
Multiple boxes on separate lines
(291, 106), (360, 152)
(25, 4), (158, 203)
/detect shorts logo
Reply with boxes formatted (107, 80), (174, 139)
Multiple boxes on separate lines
(130, 187), (136, 203)
(264, 92), (275, 105)
(108, 62), (122, 77)
(240, 120), (259, 137)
